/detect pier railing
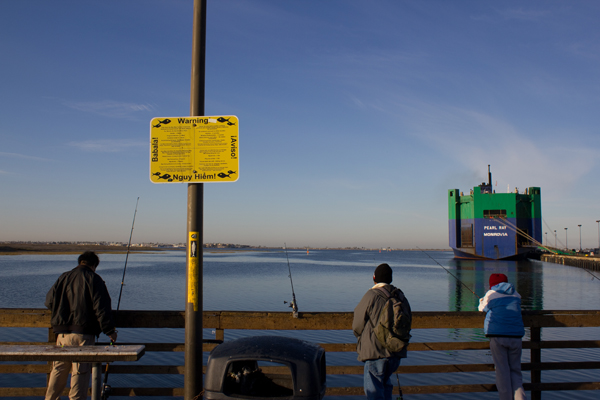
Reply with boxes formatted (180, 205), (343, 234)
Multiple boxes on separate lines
(1, 309), (600, 399)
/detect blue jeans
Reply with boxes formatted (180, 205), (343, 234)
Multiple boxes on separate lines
(364, 357), (401, 400)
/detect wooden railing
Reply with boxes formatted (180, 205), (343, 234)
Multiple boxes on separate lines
(1, 309), (600, 398)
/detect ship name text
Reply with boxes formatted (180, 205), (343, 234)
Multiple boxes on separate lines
(483, 225), (508, 237)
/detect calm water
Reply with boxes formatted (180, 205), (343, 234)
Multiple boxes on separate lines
(1, 249), (599, 399)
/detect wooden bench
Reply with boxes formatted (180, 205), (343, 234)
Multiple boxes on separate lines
(0, 344), (145, 400)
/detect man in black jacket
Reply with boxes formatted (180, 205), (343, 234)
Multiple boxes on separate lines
(44, 251), (117, 400)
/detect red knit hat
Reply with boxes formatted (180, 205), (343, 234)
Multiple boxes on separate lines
(489, 273), (508, 288)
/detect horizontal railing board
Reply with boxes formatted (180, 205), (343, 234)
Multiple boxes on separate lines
(0, 364), (50, 373)
(0, 388), (186, 397)
(527, 381), (600, 391)
(3, 361), (600, 376)
(5, 339), (600, 353)
(4, 308), (600, 329)
(0, 388), (49, 397)
(3, 382), (600, 397)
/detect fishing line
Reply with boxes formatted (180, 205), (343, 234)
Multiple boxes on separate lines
(417, 247), (480, 299)
(102, 197), (139, 400)
(581, 265), (600, 282)
(494, 217), (562, 255)
(496, 218), (599, 280)
(117, 197), (139, 310)
(283, 243), (299, 318)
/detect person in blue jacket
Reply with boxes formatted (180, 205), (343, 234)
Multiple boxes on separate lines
(478, 273), (527, 400)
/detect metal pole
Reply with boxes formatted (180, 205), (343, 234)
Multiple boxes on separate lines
(578, 224), (582, 252)
(554, 230), (556, 248)
(185, 1), (206, 399)
(91, 364), (101, 400)
(565, 228), (568, 251)
(530, 327), (541, 400)
(597, 220), (600, 253)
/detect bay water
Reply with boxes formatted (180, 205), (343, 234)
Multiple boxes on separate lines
(1, 249), (599, 399)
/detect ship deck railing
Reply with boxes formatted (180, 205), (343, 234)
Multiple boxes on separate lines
(1, 308), (600, 399)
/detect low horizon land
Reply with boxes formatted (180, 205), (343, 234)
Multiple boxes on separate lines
(0, 242), (450, 255)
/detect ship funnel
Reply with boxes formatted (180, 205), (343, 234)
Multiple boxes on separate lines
(488, 165), (492, 187)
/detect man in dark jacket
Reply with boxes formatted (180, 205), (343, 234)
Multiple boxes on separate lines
(44, 251), (117, 400)
(352, 263), (411, 400)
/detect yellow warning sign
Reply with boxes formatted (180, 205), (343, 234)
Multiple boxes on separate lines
(150, 116), (239, 183)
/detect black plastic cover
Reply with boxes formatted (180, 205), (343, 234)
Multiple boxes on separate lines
(204, 335), (326, 400)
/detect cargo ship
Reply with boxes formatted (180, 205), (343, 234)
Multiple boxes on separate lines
(448, 166), (541, 260)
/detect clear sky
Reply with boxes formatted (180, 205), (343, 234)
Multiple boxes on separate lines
(1, 1), (599, 249)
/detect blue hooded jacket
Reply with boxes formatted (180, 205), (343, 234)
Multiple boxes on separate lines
(478, 282), (524, 337)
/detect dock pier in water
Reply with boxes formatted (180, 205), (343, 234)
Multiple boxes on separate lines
(541, 254), (600, 272)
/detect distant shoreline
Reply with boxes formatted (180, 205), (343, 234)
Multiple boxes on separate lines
(0, 243), (450, 255)
(0, 243), (166, 255)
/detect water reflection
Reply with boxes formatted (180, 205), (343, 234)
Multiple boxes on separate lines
(448, 259), (544, 311)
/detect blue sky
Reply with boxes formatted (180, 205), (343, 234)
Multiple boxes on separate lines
(1, 1), (599, 249)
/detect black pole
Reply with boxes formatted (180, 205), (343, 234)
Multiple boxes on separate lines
(185, 1), (206, 399)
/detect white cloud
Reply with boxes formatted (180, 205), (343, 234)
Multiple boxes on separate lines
(496, 7), (551, 21)
(63, 100), (155, 118)
(382, 99), (599, 195)
(0, 152), (53, 162)
(67, 139), (146, 153)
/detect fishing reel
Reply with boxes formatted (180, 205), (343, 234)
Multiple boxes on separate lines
(101, 383), (112, 400)
(283, 299), (299, 318)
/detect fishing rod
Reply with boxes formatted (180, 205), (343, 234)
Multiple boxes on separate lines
(417, 247), (480, 299)
(581, 266), (600, 282)
(101, 197), (139, 400)
(283, 243), (299, 318)
(396, 372), (404, 400)
(117, 197), (139, 310)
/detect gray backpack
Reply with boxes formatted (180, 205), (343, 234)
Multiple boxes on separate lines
(372, 286), (412, 352)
